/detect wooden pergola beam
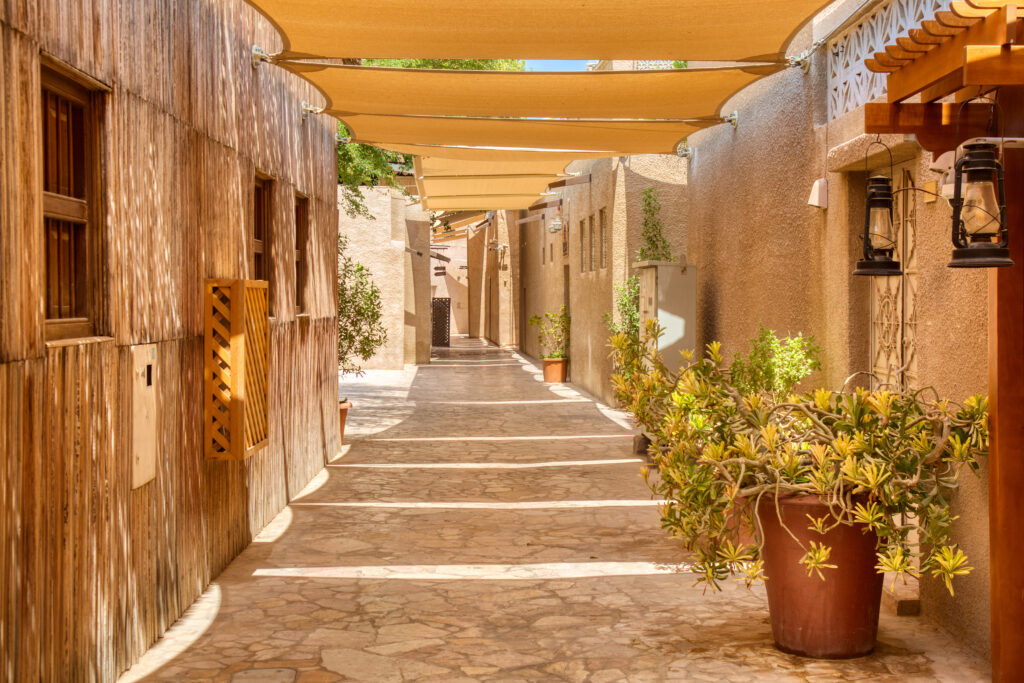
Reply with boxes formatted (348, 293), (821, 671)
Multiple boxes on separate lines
(886, 5), (1015, 102)
(864, 101), (1000, 154)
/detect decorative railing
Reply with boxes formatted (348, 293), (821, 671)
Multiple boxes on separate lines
(827, 0), (946, 120)
(204, 279), (269, 460)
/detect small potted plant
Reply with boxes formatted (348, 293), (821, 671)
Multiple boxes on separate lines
(337, 234), (388, 445)
(529, 305), (571, 383)
(610, 321), (988, 659)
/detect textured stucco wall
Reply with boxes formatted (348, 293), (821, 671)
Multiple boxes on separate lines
(338, 186), (431, 369)
(515, 155), (688, 403)
(337, 187), (405, 370)
(686, 20), (990, 656)
(430, 237), (470, 335)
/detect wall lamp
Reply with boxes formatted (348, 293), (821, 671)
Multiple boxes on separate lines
(949, 141), (1012, 268)
(855, 129), (1015, 277)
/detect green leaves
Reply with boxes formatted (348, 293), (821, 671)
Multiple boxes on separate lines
(635, 187), (673, 262)
(337, 235), (387, 375)
(799, 542), (838, 580)
(730, 325), (821, 396)
(608, 319), (989, 596)
(605, 275), (641, 336)
(529, 305), (570, 359)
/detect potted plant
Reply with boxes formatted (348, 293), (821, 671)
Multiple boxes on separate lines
(337, 234), (388, 444)
(529, 305), (571, 383)
(610, 321), (988, 659)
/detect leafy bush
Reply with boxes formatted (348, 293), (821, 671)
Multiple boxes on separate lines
(337, 234), (387, 376)
(731, 325), (822, 396)
(528, 305), (570, 359)
(635, 187), (673, 263)
(605, 275), (641, 337)
(609, 320), (988, 595)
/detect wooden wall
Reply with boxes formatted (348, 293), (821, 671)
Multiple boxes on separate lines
(0, 1), (340, 679)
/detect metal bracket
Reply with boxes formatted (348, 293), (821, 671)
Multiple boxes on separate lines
(301, 101), (324, 120)
(962, 137), (1024, 150)
(336, 135), (352, 145)
(787, 38), (824, 74)
(675, 142), (693, 159)
(722, 111), (739, 129)
(251, 45), (275, 69)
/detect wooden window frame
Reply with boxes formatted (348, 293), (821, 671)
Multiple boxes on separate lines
(294, 193), (309, 315)
(599, 208), (608, 269)
(41, 66), (103, 342)
(252, 174), (275, 315)
(579, 219), (586, 273)
(588, 215), (596, 272)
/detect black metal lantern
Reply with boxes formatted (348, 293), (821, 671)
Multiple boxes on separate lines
(854, 175), (902, 276)
(949, 142), (1014, 268)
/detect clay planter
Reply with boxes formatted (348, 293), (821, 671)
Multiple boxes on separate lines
(542, 358), (568, 383)
(338, 401), (352, 446)
(757, 494), (883, 659)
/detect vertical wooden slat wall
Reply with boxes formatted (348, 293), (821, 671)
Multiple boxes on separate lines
(0, 0), (341, 679)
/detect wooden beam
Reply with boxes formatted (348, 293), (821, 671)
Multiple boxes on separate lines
(515, 213), (545, 225)
(888, 5), (1014, 102)
(965, 44), (1024, 85)
(864, 101), (999, 153)
(988, 83), (1024, 683)
(546, 174), (591, 190)
(529, 199), (563, 210)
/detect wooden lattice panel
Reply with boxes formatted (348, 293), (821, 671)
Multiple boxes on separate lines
(204, 279), (269, 460)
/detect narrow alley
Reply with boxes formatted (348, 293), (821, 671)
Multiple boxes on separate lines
(123, 339), (989, 682)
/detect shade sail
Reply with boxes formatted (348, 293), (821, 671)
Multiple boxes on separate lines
(420, 176), (562, 198)
(423, 195), (547, 211)
(294, 64), (782, 120)
(379, 143), (613, 163)
(245, 0), (832, 62)
(345, 115), (705, 155)
(418, 157), (572, 178)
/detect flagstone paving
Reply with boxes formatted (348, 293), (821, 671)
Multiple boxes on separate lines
(122, 337), (991, 682)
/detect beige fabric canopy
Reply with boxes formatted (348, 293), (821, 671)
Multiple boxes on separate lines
(423, 195), (549, 211)
(345, 115), (705, 155)
(413, 157), (566, 211)
(379, 143), (612, 163)
(294, 64), (782, 120)
(245, 0), (831, 62)
(418, 157), (572, 178)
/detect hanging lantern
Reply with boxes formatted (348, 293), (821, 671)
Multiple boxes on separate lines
(854, 175), (901, 276)
(949, 142), (1014, 268)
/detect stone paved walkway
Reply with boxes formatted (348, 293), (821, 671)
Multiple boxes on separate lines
(123, 338), (990, 682)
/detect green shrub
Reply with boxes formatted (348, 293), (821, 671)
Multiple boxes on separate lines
(528, 305), (570, 359)
(337, 234), (387, 376)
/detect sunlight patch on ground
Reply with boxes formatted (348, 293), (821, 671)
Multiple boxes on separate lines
(117, 586), (222, 682)
(368, 434), (632, 442)
(415, 398), (590, 405)
(291, 500), (659, 510)
(252, 561), (691, 580)
(252, 506), (293, 543)
(328, 459), (643, 469)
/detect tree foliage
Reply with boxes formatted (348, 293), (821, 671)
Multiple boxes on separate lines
(605, 275), (641, 337)
(337, 58), (525, 217)
(337, 234), (387, 376)
(635, 187), (673, 262)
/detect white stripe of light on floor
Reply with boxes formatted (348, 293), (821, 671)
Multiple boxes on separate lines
(414, 398), (590, 405)
(252, 561), (692, 580)
(328, 459), (643, 469)
(290, 500), (660, 509)
(368, 434), (633, 442)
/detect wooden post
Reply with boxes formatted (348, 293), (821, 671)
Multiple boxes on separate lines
(989, 85), (1024, 682)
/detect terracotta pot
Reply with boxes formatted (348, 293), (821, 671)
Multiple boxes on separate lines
(338, 401), (352, 446)
(757, 494), (883, 659)
(542, 358), (568, 383)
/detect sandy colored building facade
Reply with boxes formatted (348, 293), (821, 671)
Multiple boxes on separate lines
(467, 0), (991, 658)
(338, 186), (432, 369)
(430, 233), (471, 336)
